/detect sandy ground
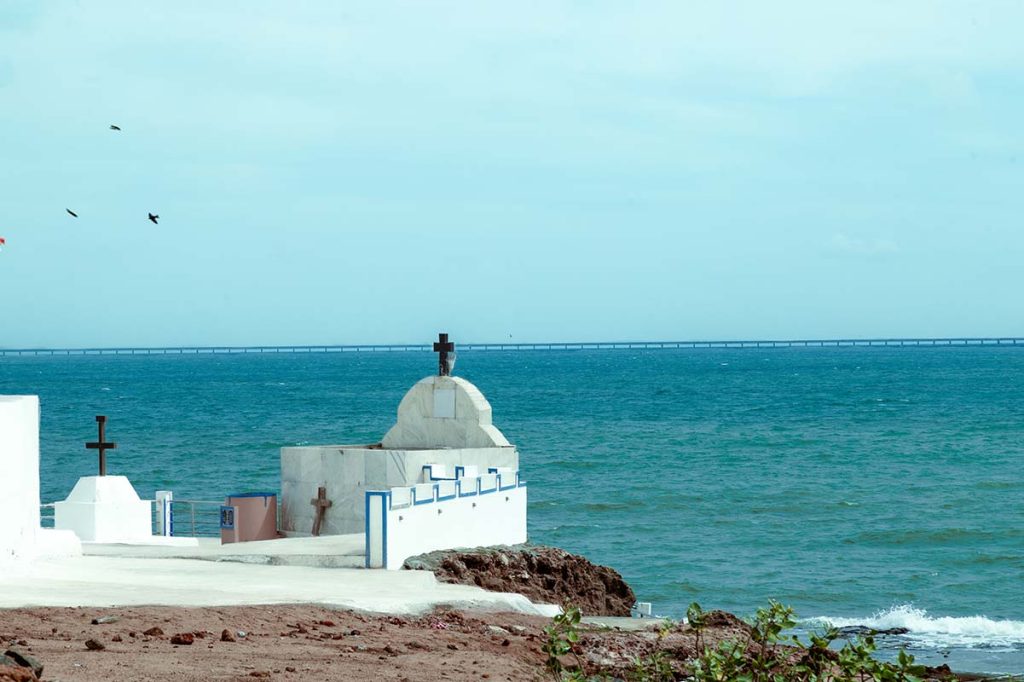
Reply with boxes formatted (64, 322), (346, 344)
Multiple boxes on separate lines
(1, 605), (557, 681)
(2, 605), (982, 682)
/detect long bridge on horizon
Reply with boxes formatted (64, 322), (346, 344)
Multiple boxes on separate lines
(1, 336), (1022, 357)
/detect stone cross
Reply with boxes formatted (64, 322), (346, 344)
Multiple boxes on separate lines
(85, 415), (117, 476)
(433, 332), (455, 376)
(310, 486), (332, 536)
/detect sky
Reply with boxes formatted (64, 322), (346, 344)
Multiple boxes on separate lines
(1, 1), (1022, 347)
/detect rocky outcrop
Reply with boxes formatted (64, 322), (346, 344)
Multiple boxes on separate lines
(1, 651), (40, 680)
(0, 664), (37, 682)
(0, 650), (39, 682)
(403, 545), (636, 616)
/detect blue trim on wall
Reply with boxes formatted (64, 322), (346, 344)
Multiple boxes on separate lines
(362, 491), (389, 565)
(413, 485), (436, 506)
(423, 464), (457, 481)
(457, 479), (478, 497)
(363, 493), (370, 567)
(454, 466), (465, 479)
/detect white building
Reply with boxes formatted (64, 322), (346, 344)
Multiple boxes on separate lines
(0, 395), (81, 564)
(0, 396), (42, 563)
(280, 362), (528, 568)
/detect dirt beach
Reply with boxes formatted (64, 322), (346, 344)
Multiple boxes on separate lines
(1, 604), (560, 681)
(2, 604), (983, 682)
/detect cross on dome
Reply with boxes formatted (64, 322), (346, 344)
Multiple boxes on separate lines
(433, 332), (455, 376)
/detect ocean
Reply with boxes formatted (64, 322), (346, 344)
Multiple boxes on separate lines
(2, 347), (1022, 674)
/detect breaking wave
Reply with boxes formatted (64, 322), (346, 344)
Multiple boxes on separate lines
(805, 605), (1024, 649)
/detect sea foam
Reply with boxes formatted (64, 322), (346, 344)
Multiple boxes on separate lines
(806, 605), (1024, 649)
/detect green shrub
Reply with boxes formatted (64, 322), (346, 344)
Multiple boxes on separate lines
(543, 600), (931, 682)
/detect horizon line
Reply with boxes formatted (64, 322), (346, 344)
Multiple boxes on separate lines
(2, 336), (1023, 357)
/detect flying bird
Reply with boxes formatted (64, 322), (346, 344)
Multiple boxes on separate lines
(109, 124), (121, 131)
(0, 237), (6, 250)
(66, 209), (78, 218)
(148, 213), (159, 225)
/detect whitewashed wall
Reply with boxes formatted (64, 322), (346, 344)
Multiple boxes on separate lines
(280, 445), (518, 536)
(0, 396), (40, 563)
(366, 472), (527, 569)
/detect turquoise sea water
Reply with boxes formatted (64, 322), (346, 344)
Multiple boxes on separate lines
(2, 348), (1022, 674)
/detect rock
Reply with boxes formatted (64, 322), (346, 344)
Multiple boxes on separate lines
(702, 611), (750, 631)
(143, 627), (164, 637)
(349, 629), (360, 636)
(248, 672), (271, 679)
(170, 633), (195, 646)
(486, 625), (510, 636)
(285, 666), (296, 673)
(0, 664), (37, 682)
(85, 638), (105, 651)
(90, 615), (120, 625)
(3, 650), (42, 679)
(403, 545), (636, 616)
(221, 629), (236, 642)
(921, 664), (958, 681)
(236, 631), (248, 639)
(836, 625), (910, 637)
(447, 644), (458, 651)
(111, 635), (123, 643)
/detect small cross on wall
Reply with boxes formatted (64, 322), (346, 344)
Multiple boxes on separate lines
(310, 486), (333, 537)
(85, 415), (117, 476)
(433, 332), (455, 376)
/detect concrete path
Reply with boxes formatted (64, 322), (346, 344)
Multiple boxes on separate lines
(0, 554), (561, 616)
(82, 534), (367, 568)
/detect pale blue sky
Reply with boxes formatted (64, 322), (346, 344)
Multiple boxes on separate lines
(1, 1), (1022, 346)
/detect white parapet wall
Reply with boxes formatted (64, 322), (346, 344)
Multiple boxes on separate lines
(366, 471), (527, 570)
(0, 396), (41, 563)
(280, 445), (518, 536)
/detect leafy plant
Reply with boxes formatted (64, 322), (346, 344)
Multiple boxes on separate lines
(627, 619), (676, 682)
(689, 600), (797, 682)
(544, 600), (932, 682)
(542, 605), (588, 681)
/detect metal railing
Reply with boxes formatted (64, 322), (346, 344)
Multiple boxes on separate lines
(39, 499), (224, 537)
(40, 503), (55, 529)
(167, 499), (223, 537)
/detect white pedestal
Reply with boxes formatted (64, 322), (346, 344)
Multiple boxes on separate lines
(54, 476), (152, 543)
